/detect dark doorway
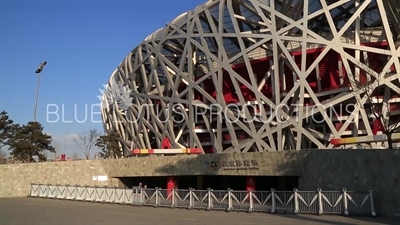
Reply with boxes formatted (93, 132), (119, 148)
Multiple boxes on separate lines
(200, 176), (298, 191)
(118, 176), (167, 188)
(117, 176), (197, 189)
(117, 175), (298, 191)
(176, 176), (197, 189)
(255, 176), (298, 191)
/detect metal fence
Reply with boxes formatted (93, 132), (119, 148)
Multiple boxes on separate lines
(29, 184), (376, 216)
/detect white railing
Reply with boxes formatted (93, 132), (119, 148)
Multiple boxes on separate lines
(29, 184), (376, 216)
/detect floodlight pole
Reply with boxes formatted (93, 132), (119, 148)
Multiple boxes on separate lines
(33, 61), (47, 122)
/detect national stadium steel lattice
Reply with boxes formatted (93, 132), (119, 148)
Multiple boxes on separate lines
(101, 0), (400, 156)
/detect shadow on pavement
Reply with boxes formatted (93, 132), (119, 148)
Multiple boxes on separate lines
(273, 213), (399, 225)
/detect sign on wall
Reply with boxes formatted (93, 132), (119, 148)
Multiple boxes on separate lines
(205, 159), (259, 171)
(98, 175), (108, 181)
(92, 175), (108, 181)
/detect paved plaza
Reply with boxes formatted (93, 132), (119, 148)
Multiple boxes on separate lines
(0, 198), (397, 225)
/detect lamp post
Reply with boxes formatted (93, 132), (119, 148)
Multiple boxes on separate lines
(33, 61), (47, 122)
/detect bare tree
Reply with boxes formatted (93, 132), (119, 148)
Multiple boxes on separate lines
(73, 128), (101, 159)
(351, 67), (400, 149)
(71, 150), (80, 160)
(343, 10), (400, 149)
(52, 140), (61, 160)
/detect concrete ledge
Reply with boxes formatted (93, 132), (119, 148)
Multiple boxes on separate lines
(1, 149), (399, 218)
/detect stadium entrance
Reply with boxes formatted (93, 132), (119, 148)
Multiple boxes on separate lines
(117, 175), (298, 191)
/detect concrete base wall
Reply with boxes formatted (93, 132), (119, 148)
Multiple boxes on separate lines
(0, 160), (119, 198)
(0, 149), (399, 218)
(298, 150), (400, 218)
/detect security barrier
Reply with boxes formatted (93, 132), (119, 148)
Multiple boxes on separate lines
(29, 184), (376, 216)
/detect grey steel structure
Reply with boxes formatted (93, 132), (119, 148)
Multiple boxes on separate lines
(101, 0), (400, 156)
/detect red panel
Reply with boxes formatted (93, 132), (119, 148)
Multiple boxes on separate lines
(323, 50), (339, 89)
(223, 133), (231, 141)
(335, 122), (344, 132)
(161, 138), (171, 149)
(330, 138), (345, 145)
(189, 148), (202, 154)
(203, 147), (215, 154)
(390, 103), (400, 111)
(372, 119), (384, 135)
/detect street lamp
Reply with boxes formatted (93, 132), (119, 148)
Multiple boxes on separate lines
(33, 61), (47, 122)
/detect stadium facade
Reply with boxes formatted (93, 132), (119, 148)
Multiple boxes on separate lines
(101, 0), (400, 157)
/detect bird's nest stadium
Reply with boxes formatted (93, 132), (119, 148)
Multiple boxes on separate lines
(101, 0), (400, 157)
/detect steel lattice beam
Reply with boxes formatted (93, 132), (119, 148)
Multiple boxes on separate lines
(101, 0), (400, 156)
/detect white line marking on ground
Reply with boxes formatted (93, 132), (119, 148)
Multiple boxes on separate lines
(180, 218), (196, 221)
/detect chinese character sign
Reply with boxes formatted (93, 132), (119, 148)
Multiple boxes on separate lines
(205, 159), (260, 171)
